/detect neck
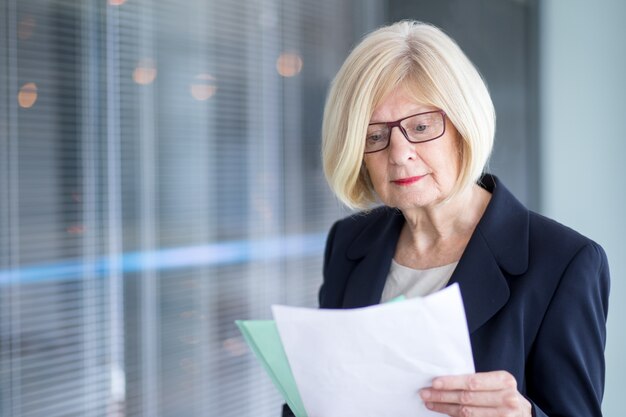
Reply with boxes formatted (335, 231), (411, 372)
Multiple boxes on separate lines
(400, 184), (491, 252)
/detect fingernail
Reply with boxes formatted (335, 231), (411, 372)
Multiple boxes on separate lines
(425, 402), (434, 409)
(419, 389), (431, 400)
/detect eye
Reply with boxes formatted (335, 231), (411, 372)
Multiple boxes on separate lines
(366, 133), (385, 143)
(413, 124), (428, 132)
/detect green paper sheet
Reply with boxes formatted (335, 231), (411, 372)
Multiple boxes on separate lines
(235, 295), (405, 417)
(235, 320), (308, 417)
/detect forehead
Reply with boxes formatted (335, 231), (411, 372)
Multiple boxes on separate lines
(370, 87), (436, 123)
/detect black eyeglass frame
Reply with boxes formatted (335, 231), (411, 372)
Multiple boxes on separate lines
(364, 110), (447, 154)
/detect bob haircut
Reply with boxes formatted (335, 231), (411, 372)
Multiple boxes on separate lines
(322, 21), (495, 210)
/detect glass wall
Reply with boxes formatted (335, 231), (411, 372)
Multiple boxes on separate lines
(0, 0), (370, 415)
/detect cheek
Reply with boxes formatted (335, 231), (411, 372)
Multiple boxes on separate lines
(432, 139), (462, 180)
(363, 158), (386, 186)
(362, 163), (386, 199)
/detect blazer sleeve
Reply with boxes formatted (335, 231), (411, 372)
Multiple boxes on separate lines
(318, 220), (339, 308)
(526, 241), (610, 417)
(281, 403), (296, 417)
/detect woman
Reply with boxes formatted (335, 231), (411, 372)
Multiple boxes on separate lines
(284, 21), (609, 417)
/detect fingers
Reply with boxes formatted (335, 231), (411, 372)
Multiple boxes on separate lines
(423, 394), (529, 417)
(424, 402), (505, 417)
(418, 371), (531, 416)
(420, 387), (520, 408)
(431, 371), (517, 391)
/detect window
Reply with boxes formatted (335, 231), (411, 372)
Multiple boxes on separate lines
(0, 0), (374, 415)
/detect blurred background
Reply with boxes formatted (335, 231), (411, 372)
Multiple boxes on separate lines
(0, 0), (623, 416)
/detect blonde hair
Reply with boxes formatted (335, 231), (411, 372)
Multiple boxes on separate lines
(322, 21), (495, 209)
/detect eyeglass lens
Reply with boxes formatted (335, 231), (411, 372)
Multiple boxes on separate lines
(365, 111), (445, 153)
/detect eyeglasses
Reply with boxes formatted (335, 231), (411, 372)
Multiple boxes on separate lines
(364, 110), (447, 154)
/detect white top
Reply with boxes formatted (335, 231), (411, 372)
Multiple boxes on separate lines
(380, 259), (459, 303)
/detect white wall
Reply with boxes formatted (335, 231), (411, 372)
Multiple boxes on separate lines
(540, 1), (626, 415)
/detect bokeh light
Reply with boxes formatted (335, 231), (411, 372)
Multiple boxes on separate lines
(190, 73), (217, 101)
(276, 52), (303, 77)
(18, 15), (36, 40)
(108, 0), (126, 6)
(133, 59), (157, 85)
(18, 82), (38, 108)
(223, 337), (247, 357)
(66, 224), (85, 235)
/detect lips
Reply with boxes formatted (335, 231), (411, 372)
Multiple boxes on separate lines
(391, 175), (427, 185)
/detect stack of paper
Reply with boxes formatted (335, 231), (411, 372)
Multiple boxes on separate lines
(236, 284), (474, 417)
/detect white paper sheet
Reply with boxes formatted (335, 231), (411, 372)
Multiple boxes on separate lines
(272, 283), (474, 417)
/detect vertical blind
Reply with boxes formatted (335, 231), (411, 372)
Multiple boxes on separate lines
(0, 0), (374, 415)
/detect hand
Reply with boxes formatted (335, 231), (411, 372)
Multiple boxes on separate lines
(419, 371), (532, 417)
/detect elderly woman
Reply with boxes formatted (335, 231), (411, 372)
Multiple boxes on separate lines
(283, 21), (609, 417)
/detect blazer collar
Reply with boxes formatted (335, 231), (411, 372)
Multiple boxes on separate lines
(473, 174), (529, 276)
(342, 174), (530, 333)
(342, 208), (404, 308)
(346, 208), (404, 261)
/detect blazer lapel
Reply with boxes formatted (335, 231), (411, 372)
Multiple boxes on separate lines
(448, 231), (510, 334)
(449, 174), (530, 334)
(342, 208), (404, 308)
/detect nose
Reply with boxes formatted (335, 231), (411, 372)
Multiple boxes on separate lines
(387, 126), (416, 164)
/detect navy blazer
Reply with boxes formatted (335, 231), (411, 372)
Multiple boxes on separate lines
(283, 174), (609, 417)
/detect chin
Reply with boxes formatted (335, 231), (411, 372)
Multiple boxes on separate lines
(386, 197), (435, 210)
(384, 190), (445, 210)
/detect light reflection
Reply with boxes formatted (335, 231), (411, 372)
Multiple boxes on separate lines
(18, 82), (38, 108)
(190, 73), (217, 101)
(133, 59), (157, 85)
(0, 233), (328, 285)
(66, 224), (85, 235)
(276, 52), (303, 77)
(18, 15), (36, 40)
(223, 337), (247, 357)
(179, 310), (197, 319)
(108, 0), (126, 6)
